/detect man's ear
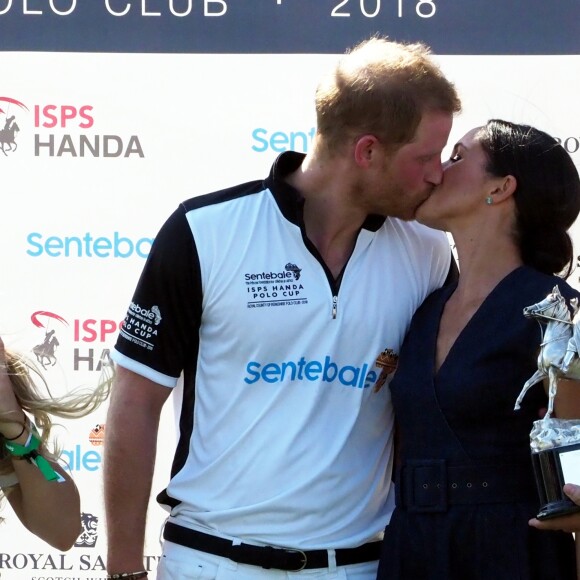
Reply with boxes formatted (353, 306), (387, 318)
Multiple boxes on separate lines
(353, 135), (380, 168)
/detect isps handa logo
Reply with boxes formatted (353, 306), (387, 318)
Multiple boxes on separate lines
(29, 310), (121, 373)
(0, 94), (144, 158)
(244, 263), (307, 309)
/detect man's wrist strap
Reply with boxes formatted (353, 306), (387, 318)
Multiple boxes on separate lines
(107, 572), (148, 579)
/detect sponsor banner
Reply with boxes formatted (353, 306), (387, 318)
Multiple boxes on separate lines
(0, 1), (578, 54)
(0, 528), (159, 580)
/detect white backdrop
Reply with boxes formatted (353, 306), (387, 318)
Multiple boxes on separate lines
(0, 13), (579, 579)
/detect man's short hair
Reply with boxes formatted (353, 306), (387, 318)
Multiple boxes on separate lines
(315, 36), (461, 153)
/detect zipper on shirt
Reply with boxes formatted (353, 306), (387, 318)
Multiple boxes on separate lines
(297, 221), (345, 321)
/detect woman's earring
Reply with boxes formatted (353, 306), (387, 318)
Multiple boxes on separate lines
(485, 196), (493, 205)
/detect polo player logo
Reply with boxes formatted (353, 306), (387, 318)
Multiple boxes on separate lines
(0, 115), (19, 155)
(30, 311), (69, 370)
(0, 96), (28, 157)
(75, 512), (99, 548)
(32, 329), (60, 368)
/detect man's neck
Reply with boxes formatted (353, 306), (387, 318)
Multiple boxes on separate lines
(286, 150), (367, 279)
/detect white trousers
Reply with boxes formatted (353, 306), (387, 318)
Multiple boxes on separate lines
(157, 540), (379, 580)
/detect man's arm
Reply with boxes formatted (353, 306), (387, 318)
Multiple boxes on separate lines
(104, 365), (171, 575)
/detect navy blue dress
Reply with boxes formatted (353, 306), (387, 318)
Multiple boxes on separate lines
(377, 266), (577, 580)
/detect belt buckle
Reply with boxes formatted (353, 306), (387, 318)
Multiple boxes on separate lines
(285, 548), (307, 571)
(404, 459), (448, 513)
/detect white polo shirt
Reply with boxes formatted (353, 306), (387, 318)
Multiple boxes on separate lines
(112, 152), (452, 550)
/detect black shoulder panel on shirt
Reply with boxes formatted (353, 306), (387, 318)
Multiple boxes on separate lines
(182, 180), (266, 212)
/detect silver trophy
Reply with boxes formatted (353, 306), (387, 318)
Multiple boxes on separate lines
(515, 286), (580, 520)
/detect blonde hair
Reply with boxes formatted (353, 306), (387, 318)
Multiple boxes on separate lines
(315, 36), (461, 154)
(0, 350), (113, 506)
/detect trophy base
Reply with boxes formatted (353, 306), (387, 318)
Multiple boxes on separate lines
(531, 441), (580, 521)
(536, 499), (580, 521)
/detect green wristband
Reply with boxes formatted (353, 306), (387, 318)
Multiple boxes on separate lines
(4, 430), (59, 482)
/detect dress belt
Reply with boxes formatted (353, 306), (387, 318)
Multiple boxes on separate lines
(163, 522), (381, 571)
(397, 459), (538, 513)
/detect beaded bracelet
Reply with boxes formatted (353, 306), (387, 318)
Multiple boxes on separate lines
(107, 572), (148, 580)
(4, 426), (59, 481)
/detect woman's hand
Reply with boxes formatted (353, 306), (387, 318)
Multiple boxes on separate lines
(529, 484), (580, 533)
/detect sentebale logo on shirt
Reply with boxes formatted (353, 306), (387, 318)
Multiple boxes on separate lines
(244, 356), (378, 389)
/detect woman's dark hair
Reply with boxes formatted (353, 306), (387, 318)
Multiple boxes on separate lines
(478, 119), (580, 278)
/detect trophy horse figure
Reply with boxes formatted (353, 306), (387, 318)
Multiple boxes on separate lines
(515, 286), (580, 418)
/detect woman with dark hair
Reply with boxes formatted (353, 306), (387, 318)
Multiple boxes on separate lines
(0, 337), (111, 549)
(377, 120), (580, 579)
